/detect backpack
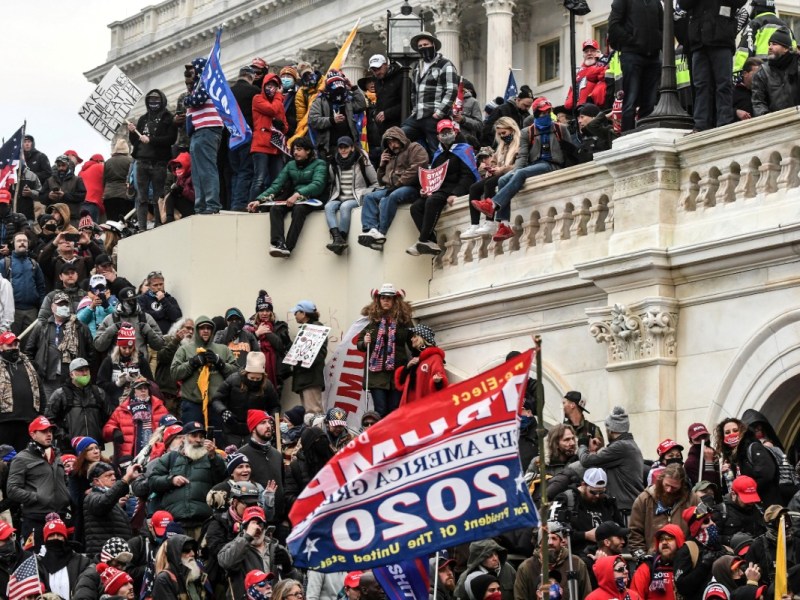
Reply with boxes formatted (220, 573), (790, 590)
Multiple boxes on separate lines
(526, 123), (579, 168)
(1, 255), (38, 279)
(747, 442), (798, 501)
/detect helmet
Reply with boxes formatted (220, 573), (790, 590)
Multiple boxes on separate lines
(230, 480), (260, 500)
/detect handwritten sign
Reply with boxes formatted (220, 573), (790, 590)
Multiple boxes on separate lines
(79, 66), (142, 141)
(419, 160), (449, 195)
(284, 323), (331, 368)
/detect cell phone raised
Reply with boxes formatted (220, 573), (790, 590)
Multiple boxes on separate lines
(206, 426), (215, 440)
(64, 233), (80, 243)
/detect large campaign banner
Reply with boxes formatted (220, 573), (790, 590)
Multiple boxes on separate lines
(79, 66), (142, 141)
(323, 317), (369, 429)
(287, 350), (538, 571)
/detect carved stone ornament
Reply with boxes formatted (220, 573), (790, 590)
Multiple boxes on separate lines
(589, 303), (678, 365)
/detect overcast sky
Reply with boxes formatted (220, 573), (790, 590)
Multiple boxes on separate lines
(1, 2), (154, 162)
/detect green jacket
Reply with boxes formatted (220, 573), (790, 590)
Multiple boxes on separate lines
(170, 315), (239, 405)
(356, 319), (412, 390)
(257, 158), (328, 201)
(291, 320), (328, 393)
(148, 449), (226, 524)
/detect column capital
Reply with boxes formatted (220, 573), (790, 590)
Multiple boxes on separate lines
(512, 3), (531, 41)
(482, 0), (516, 16)
(371, 20), (388, 47)
(431, 0), (462, 31)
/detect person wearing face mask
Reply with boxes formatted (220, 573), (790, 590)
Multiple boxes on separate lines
(0, 521), (33, 597)
(516, 525), (593, 600)
(647, 439), (686, 486)
(711, 475), (766, 548)
(456, 540), (517, 600)
(24, 291), (95, 399)
(674, 505), (728, 600)
(279, 66), (300, 138)
(401, 32), (460, 154)
(95, 286), (165, 356)
(308, 70), (367, 160)
(215, 307), (258, 369)
(0, 331), (44, 451)
(744, 505), (798, 587)
(293, 62), (321, 139)
(36, 513), (92, 598)
(251, 73), (289, 206)
(586, 555), (640, 600)
(211, 354), (280, 448)
(472, 96), (575, 245)
(565, 39), (609, 111)
(45, 357), (110, 450)
(407, 119), (480, 256)
(714, 417), (781, 506)
(278, 405), (306, 467)
(629, 463), (698, 555)
(40, 155), (87, 226)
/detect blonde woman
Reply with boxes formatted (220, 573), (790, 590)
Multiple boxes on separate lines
(461, 116), (520, 240)
(273, 578), (305, 600)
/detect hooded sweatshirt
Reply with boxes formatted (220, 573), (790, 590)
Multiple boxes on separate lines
(132, 89), (177, 162)
(152, 534), (195, 599)
(631, 524), (685, 600)
(252, 74), (288, 155)
(455, 539), (515, 600)
(588, 555), (643, 600)
(167, 153), (195, 202)
(377, 127), (429, 190)
(79, 155), (105, 206)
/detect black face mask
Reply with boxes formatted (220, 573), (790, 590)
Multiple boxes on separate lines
(0, 349), (19, 363)
(0, 205), (9, 217)
(419, 46), (436, 62)
(246, 379), (262, 391)
(665, 457), (683, 466)
(0, 543), (16, 565)
(121, 300), (137, 315)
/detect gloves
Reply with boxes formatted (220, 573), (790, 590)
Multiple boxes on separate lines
(204, 350), (219, 369)
(113, 430), (125, 446)
(189, 354), (206, 369)
(222, 410), (234, 424)
(116, 372), (130, 387)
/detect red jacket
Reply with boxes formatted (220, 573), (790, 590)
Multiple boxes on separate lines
(394, 346), (447, 406)
(587, 555), (643, 600)
(79, 156), (105, 208)
(167, 153), (195, 202)
(630, 524), (684, 600)
(565, 62), (608, 110)
(252, 74), (288, 155)
(103, 396), (169, 457)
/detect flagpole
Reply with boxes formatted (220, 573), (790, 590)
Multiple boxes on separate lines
(13, 121), (26, 214)
(432, 552), (440, 600)
(534, 335), (549, 584)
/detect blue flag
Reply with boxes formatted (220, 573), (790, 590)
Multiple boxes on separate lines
(504, 71), (518, 102)
(374, 559), (430, 600)
(201, 28), (252, 150)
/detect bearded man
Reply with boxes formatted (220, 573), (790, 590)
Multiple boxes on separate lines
(153, 534), (208, 599)
(631, 524), (685, 600)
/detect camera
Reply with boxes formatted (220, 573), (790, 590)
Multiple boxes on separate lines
(64, 233), (80, 243)
(126, 367), (140, 378)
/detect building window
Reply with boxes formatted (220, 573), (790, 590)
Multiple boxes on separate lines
(593, 22), (609, 49)
(783, 12), (800, 42)
(539, 38), (560, 84)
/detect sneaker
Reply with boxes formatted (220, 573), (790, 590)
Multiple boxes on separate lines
(269, 242), (291, 258)
(405, 243), (421, 256)
(460, 224), (481, 240)
(492, 222), (514, 242)
(475, 220), (497, 235)
(366, 228), (386, 242)
(416, 240), (442, 255)
(471, 198), (496, 218)
(357, 233), (373, 248)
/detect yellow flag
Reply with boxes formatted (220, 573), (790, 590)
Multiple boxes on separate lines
(288, 19), (361, 145)
(775, 514), (787, 600)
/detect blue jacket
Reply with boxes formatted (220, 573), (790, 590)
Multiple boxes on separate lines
(3, 254), (46, 310)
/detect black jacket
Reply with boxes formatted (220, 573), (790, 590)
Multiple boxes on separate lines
(576, 113), (616, 163)
(238, 438), (285, 521)
(231, 78), (260, 129)
(553, 487), (624, 556)
(752, 53), (800, 116)
(137, 291), (183, 334)
(6, 440), (70, 518)
(0, 212), (30, 248)
(674, 539), (726, 600)
(482, 100), (530, 144)
(712, 497), (766, 547)
(374, 64), (405, 134)
(83, 479), (133, 555)
(284, 427), (334, 512)
(608, 0), (663, 57)
(131, 89), (178, 162)
(37, 543), (92, 597)
(732, 434), (782, 506)
(430, 143), (479, 197)
(212, 373), (280, 447)
(681, 0), (746, 51)
(44, 382), (110, 446)
(23, 147), (52, 184)
(40, 171), (87, 225)
(153, 534), (209, 600)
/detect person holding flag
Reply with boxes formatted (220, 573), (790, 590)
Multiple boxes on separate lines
(452, 79), (485, 143)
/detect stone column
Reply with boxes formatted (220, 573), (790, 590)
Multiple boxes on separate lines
(431, 0), (462, 72)
(483, 0), (515, 100)
(338, 34), (368, 86)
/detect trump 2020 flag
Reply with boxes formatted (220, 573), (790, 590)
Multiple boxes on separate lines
(201, 28), (252, 150)
(374, 559), (430, 600)
(287, 350), (538, 571)
(504, 70), (518, 102)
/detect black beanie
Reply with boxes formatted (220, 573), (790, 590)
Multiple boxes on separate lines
(256, 290), (273, 312)
(468, 574), (499, 600)
(284, 405), (306, 427)
(770, 27), (792, 49)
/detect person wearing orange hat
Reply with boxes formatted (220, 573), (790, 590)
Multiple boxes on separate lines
(6, 416), (70, 550)
(711, 475), (766, 547)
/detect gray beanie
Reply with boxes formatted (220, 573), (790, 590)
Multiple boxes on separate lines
(605, 406), (630, 433)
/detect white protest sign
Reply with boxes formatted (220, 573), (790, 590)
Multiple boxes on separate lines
(79, 66), (143, 141)
(283, 324), (331, 368)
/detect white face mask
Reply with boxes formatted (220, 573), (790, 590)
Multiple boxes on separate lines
(280, 423), (289, 434)
(55, 305), (71, 318)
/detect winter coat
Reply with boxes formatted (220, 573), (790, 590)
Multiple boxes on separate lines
(152, 533), (209, 600)
(587, 555), (643, 600)
(458, 92), (485, 141)
(327, 150), (379, 204)
(137, 291), (183, 334)
(0, 355), (43, 425)
(374, 63), (405, 134)
(252, 74), (288, 155)
(291, 319), (328, 393)
(95, 307), (165, 354)
(630, 524), (685, 600)
(576, 113), (617, 163)
(566, 62), (609, 110)
(41, 170), (88, 224)
(483, 101), (531, 144)
(609, 0), (663, 56)
(673, 538), (723, 600)
(170, 315), (238, 405)
(395, 346), (447, 406)
(103, 152), (134, 199)
(131, 89), (178, 162)
(712, 497), (766, 547)
(214, 326), (258, 369)
(45, 381), (110, 442)
(37, 288), (88, 325)
(259, 158), (328, 201)
(3, 253), (45, 311)
(752, 54), (800, 116)
(244, 315), (292, 383)
(628, 485), (698, 553)
(578, 432), (645, 511)
(83, 479), (133, 555)
(410, 54), (459, 119)
(514, 548), (592, 600)
(167, 152), (195, 203)
(552, 487), (624, 557)
(155, 334), (183, 397)
(356, 317), (413, 390)
(148, 449), (226, 524)
(308, 87), (367, 154)
(79, 156), (105, 206)
(38, 242), (98, 291)
(238, 439), (285, 521)
(76, 294), (118, 337)
(211, 373), (280, 447)
(6, 441), (70, 518)
(307, 571), (347, 600)
(24, 146), (52, 184)
(103, 395), (169, 457)
(37, 546), (91, 599)
(429, 143), (480, 197)
(378, 127), (428, 190)
(516, 122), (573, 169)
(217, 533), (285, 600)
(96, 350), (154, 406)
(681, 0), (745, 51)
(455, 539), (516, 600)
(730, 432), (782, 506)
(684, 441), (722, 488)
(284, 427), (334, 511)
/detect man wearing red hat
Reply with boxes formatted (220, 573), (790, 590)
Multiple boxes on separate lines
(684, 423), (721, 490)
(37, 514), (92, 599)
(630, 524), (685, 600)
(6, 416), (71, 550)
(674, 505), (727, 600)
(239, 410), (285, 532)
(0, 330), (44, 451)
(711, 475), (766, 547)
(245, 569), (275, 600)
(0, 521), (33, 597)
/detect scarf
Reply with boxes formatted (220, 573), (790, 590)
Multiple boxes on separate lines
(335, 151), (359, 170)
(56, 316), (81, 364)
(40, 540), (73, 573)
(0, 355), (42, 413)
(130, 399), (153, 455)
(534, 116), (553, 160)
(196, 348), (210, 427)
(368, 317), (397, 372)
(257, 327), (279, 387)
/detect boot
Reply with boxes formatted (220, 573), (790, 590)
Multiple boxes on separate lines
(326, 228), (347, 255)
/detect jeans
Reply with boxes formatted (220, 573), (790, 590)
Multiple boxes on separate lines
(410, 191), (448, 243)
(190, 126), (223, 212)
(360, 186), (418, 234)
(228, 142), (254, 211)
(691, 47), (734, 131)
(468, 175), (501, 225)
(325, 199), (359, 234)
(620, 52), (662, 132)
(250, 153), (284, 205)
(370, 387), (401, 417)
(135, 159), (168, 228)
(80, 202), (100, 223)
(269, 202), (322, 250)
(492, 162), (558, 221)
(401, 115), (439, 156)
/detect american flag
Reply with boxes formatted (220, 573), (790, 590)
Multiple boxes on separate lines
(504, 70), (518, 102)
(7, 554), (41, 600)
(0, 126), (24, 190)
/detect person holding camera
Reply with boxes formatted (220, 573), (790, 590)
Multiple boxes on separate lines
(76, 274), (118, 336)
(103, 377), (168, 463)
(38, 229), (99, 292)
(83, 460), (143, 556)
(97, 322), (154, 405)
(40, 155), (87, 226)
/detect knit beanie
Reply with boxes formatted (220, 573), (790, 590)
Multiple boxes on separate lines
(247, 410), (271, 432)
(78, 210), (94, 231)
(770, 27), (793, 49)
(43, 514), (68, 541)
(256, 290), (273, 312)
(117, 322), (136, 347)
(100, 537), (133, 564)
(466, 573), (499, 600)
(97, 563), (133, 595)
(604, 406), (630, 433)
(72, 436), (99, 455)
(280, 66), (299, 80)
(226, 452), (250, 476)
(284, 405), (306, 427)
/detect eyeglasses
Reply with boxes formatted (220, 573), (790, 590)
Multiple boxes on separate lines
(614, 566), (628, 573)
(286, 592), (304, 599)
(255, 581), (271, 588)
(147, 270), (163, 280)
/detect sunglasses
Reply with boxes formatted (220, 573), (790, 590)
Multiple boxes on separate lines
(588, 489), (606, 496)
(614, 565), (628, 573)
(147, 270), (163, 279)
